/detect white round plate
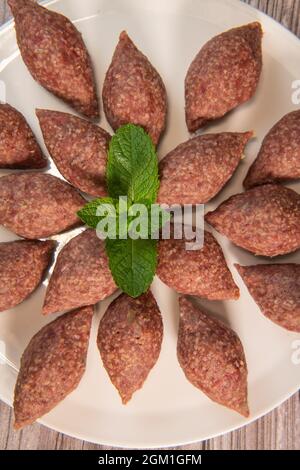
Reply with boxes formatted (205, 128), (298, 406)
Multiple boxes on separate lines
(0, 0), (300, 449)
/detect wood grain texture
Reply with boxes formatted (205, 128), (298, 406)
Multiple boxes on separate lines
(0, 0), (299, 450)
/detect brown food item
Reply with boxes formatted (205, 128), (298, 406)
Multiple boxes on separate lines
(0, 240), (55, 312)
(43, 229), (116, 315)
(205, 184), (300, 257)
(158, 132), (252, 205)
(177, 296), (249, 417)
(157, 231), (239, 300)
(8, 0), (99, 118)
(185, 22), (262, 132)
(36, 109), (110, 197)
(14, 305), (93, 429)
(0, 103), (47, 169)
(236, 263), (300, 332)
(0, 172), (84, 239)
(97, 292), (163, 404)
(244, 111), (300, 188)
(102, 31), (167, 145)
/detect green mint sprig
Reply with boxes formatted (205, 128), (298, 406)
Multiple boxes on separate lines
(107, 124), (159, 204)
(78, 124), (169, 298)
(77, 197), (117, 229)
(105, 238), (157, 298)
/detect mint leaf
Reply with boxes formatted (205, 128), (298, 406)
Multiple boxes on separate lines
(77, 197), (117, 229)
(107, 124), (159, 204)
(78, 124), (164, 298)
(105, 238), (157, 298)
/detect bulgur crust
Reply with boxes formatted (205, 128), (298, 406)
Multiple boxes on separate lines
(158, 132), (252, 205)
(37, 109), (110, 197)
(0, 172), (85, 239)
(43, 230), (116, 315)
(206, 184), (300, 257)
(244, 111), (300, 188)
(14, 305), (94, 429)
(97, 292), (163, 404)
(185, 22), (262, 132)
(102, 31), (167, 145)
(157, 231), (239, 300)
(236, 263), (300, 332)
(0, 240), (55, 312)
(177, 296), (249, 417)
(0, 104), (47, 169)
(8, 0), (99, 118)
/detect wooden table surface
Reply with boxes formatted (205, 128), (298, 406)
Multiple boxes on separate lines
(0, 0), (299, 451)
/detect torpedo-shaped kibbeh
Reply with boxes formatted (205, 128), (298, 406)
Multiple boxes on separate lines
(0, 173), (85, 239)
(244, 110), (300, 188)
(0, 240), (55, 312)
(236, 263), (300, 332)
(8, 0), (99, 118)
(0, 104), (47, 169)
(177, 296), (249, 417)
(206, 184), (300, 257)
(37, 109), (110, 197)
(157, 231), (239, 300)
(42, 230), (117, 315)
(185, 22), (262, 132)
(14, 305), (94, 429)
(97, 292), (163, 404)
(102, 31), (167, 145)
(158, 131), (252, 205)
